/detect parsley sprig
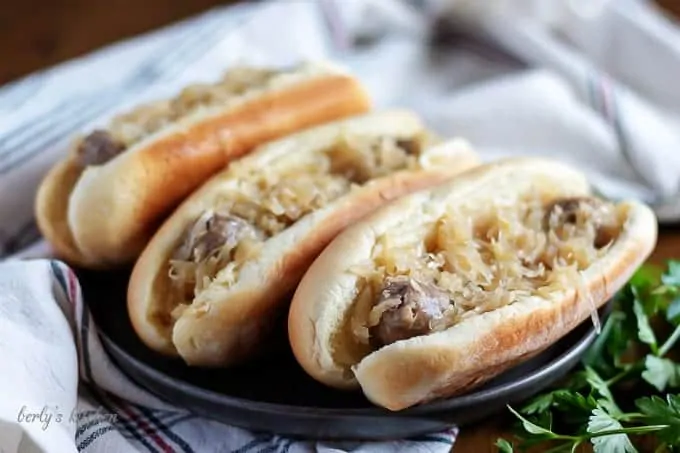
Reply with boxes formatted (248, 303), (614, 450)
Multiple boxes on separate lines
(497, 260), (680, 452)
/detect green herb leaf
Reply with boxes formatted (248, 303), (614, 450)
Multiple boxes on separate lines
(652, 285), (679, 296)
(587, 408), (637, 453)
(631, 264), (663, 289)
(564, 371), (590, 391)
(585, 366), (621, 415)
(495, 438), (514, 453)
(507, 405), (555, 437)
(667, 296), (680, 325)
(504, 261), (680, 452)
(633, 295), (657, 351)
(642, 356), (680, 392)
(598, 399), (624, 419)
(636, 395), (671, 418)
(583, 311), (623, 374)
(617, 288), (644, 358)
(607, 323), (634, 371)
(661, 261), (680, 287)
(521, 391), (557, 415)
(636, 395), (680, 445)
(667, 394), (680, 413)
(536, 410), (554, 432)
(544, 390), (594, 429)
(554, 390), (598, 413)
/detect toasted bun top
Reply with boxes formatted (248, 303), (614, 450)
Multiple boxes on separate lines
(288, 158), (658, 394)
(78, 61), (352, 164)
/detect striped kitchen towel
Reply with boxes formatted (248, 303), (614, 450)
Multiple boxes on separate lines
(0, 259), (459, 453)
(441, 0), (680, 221)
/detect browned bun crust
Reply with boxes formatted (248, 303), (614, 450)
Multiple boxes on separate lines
(127, 110), (480, 365)
(35, 62), (371, 268)
(34, 158), (97, 267)
(288, 157), (658, 411)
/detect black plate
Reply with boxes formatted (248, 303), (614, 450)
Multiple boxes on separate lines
(81, 268), (608, 441)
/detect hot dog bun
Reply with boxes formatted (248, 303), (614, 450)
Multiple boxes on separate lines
(127, 110), (480, 366)
(36, 62), (371, 269)
(288, 158), (658, 411)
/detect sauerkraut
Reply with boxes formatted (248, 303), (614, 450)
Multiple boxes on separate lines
(349, 195), (627, 346)
(81, 67), (281, 155)
(168, 134), (426, 307)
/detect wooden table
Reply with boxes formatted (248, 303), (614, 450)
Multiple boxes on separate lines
(2, 1), (679, 452)
(0, 0), (233, 84)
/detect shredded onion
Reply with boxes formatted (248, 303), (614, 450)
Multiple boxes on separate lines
(107, 67), (279, 148)
(352, 194), (627, 341)
(168, 134), (425, 304)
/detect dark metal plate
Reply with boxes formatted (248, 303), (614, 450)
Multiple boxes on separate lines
(80, 268), (607, 441)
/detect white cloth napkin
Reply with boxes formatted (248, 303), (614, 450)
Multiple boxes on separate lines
(1, 0), (680, 451)
(0, 259), (458, 453)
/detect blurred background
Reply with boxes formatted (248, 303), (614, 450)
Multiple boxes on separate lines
(1, 0), (241, 84)
(2, 0), (680, 85)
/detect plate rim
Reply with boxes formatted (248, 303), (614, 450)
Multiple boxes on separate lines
(97, 305), (607, 417)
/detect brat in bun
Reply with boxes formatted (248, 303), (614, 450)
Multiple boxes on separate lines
(36, 62), (370, 268)
(288, 158), (658, 411)
(127, 110), (480, 367)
